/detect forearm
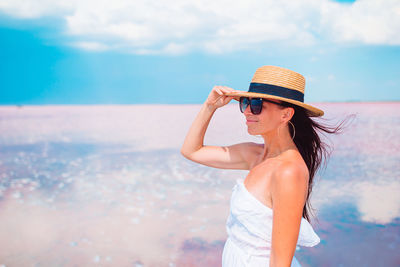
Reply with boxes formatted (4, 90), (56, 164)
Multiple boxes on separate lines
(269, 251), (294, 267)
(180, 102), (217, 158)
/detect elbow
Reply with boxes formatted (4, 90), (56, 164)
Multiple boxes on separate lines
(180, 144), (203, 161)
(181, 146), (202, 161)
(180, 148), (187, 158)
(180, 148), (191, 160)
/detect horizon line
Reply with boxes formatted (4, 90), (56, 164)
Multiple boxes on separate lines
(0, 100), (399, 107)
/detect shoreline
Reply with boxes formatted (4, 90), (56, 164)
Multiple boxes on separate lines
(0, 100), (399, 108)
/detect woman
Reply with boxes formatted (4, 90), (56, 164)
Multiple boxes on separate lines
(181, 65), (347, 266)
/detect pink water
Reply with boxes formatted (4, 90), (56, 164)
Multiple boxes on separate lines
(0, 102), (399, 266)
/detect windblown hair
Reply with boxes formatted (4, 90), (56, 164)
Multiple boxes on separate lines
(278, 101), (355, 222)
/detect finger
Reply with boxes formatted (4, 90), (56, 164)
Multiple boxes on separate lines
(213, 85), (221, 92)
(220, 88), (231, 94)
(222, 87), (236, 94)
(220, 86), (232, 92)
(215, 94), (224, 102)
(215, 88), (223, 95)
(220, 86), (230, 92)
(223, 90), (235, 95)
(223, 96), (234, 104)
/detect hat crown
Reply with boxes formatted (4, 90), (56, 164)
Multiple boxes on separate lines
(224, 65), (324, 116)
(251, 66), (305, 94)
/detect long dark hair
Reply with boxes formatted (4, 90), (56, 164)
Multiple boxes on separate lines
(279, 101), (355, 222)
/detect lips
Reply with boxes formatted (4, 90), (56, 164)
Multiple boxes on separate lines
(246, 119), (258, 123)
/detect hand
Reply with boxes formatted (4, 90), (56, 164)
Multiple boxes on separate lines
(205, 86), (237, 109)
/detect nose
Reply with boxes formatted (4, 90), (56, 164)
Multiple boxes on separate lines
(243, 103), (252, 115)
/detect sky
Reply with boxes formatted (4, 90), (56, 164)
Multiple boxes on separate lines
(0, 0), (399, 105)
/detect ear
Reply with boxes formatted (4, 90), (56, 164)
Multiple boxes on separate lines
(282, 107), (294, 121)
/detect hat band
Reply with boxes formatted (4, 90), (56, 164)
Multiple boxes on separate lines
(248, 83), (304, 102)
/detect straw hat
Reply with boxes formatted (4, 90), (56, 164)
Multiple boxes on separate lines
(225, 65), (324, 117)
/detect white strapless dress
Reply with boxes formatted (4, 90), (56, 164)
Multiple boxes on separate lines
(222, 179), (320, 267)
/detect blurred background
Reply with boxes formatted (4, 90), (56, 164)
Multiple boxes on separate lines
(0, 0), (399, 266)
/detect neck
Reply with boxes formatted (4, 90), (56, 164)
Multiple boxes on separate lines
(260, 124), (297, 160)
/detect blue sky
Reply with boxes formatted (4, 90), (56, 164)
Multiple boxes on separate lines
(0, 0), (399, 105)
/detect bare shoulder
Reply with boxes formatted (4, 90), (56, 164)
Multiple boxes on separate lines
(275, 161), (308, 181)
(270, 158), (309, 200)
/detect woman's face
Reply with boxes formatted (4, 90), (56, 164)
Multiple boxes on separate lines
(244, 98), (285, 136)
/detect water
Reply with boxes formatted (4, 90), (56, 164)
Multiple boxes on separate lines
(0, 102), (399, 267)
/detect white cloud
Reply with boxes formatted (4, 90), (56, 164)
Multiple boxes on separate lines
(0, 0), (399, 54)
(72, 41), (109, 51)
(0, 0), (74, 18)
(321, 0), (400, 45)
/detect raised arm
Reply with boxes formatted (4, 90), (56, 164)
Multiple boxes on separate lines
(180, 86), (253, 170)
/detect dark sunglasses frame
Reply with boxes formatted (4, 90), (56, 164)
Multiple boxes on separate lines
(239, 97), (287, 115)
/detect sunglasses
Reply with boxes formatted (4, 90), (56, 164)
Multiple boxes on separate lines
(239, 97), (286, 115)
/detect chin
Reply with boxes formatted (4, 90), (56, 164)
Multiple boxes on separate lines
(247, 128), (259, 136)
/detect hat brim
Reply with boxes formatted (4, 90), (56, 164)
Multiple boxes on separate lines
(225, 91), (324, 117)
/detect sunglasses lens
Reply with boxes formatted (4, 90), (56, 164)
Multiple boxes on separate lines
(239, 97), (249, 113)
(250, 98), (263, 115)
(240, 97), (263, 114)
